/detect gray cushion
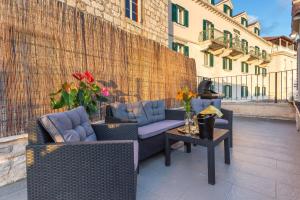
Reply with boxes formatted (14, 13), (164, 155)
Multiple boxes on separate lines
(138, 120), (184, 139)
(110, 102), (148, 126)
(215, 118), (229, 126)
(191, 99), (222, 114)
(39, 106), (97, 143)
(142, 100), (166, 123)
(133, 141), (139, 170)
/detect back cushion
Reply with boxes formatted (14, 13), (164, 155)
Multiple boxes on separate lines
(39, 106), (97, 143)
(142, 100), (166, 123)
(191, 99), (217, 114)
(110, 102), (148, 126)
(211, 99), (222, 110)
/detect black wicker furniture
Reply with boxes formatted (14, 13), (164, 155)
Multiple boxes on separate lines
(106, 100), (185, 161)
(26, 106), (138, 200)
(191, 98), (233, 147)
(165, 128), (230, 185)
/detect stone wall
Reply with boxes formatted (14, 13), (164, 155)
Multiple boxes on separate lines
(0, 135), (27, 187)
(60, 0), (169, 45)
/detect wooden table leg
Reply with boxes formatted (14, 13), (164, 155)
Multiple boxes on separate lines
(207, 145), (215, 185)
(165, 136), (171, 166)
(185, 142), (191, 153)
(224, 137), (230, 165)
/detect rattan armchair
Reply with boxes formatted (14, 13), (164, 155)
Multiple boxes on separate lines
(26, 120), (138, 200)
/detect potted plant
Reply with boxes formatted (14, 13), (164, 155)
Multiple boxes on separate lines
(50, 71), (110, 117)
(176, 87), (197, 133)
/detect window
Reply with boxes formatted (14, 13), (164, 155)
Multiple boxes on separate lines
(241, 17), (248, 27)
(254, 27), (260, 36)
(255, 46), (260, 57)
(223, 57), (232, 71)
(223, 4), (232, 17)
(203, 20), (214, 40)
(125, 0), (139, 22)
(241, 62), (249, 73)
(241, 86), (249, 98)
(223, 85), (232, 98)
(210, 0), (215, 5)
(255, 86), (260, 96)
(204, 52), (214, 67)
(255, 66), (260, 75)
(261, 68), (267, 77)
(262, 50), (267, 59)
(224, 30), (233, 47)
(262, 87), (266, 96)
(241, 39), (248, 54)
(172, 42), (189, 57)
(172, 4), (189, 27)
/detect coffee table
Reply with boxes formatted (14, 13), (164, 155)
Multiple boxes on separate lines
(165, 127), (230, 185)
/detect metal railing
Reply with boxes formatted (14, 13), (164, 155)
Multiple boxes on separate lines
(197, 69), (297, 103)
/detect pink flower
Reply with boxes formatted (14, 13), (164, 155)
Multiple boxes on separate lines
(101, 87), (110, 97)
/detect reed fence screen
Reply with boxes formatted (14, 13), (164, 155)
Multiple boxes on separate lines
(0, 0), (197, 138)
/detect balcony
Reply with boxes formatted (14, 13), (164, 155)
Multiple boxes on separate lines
(259, 53), (271, 67)
(247, 46), (260, 63)
(198, 29), (227, 53)
(199, 29), (245, 59)
(227, 37), (244, 59)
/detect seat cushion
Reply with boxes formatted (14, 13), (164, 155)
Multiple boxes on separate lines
(39, 106), (97, 143)
(133, 141), (139, 170)
(142, 100), (166, 123)
(110, 102), (149, 126)
(191, 98), (222, 114)
(215, 118), (229, 126)
(138, 120), (184, 139)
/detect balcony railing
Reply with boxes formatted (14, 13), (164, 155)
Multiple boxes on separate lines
(199, 28), (226, 45)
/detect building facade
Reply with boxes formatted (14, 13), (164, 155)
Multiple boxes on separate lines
(60, 0), (169, 45)
(169, 0), (297, 101)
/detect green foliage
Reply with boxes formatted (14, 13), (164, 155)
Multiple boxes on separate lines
(50, 72), (109, 115)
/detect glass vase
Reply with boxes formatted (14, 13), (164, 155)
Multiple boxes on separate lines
(184, 112), (193, 134)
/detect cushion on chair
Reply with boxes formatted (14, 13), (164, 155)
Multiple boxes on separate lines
(133, 141), (139, 170)
(191, 98), (222, 114)
(39, 106), (97, 143)
(138, 120), (185, 139)
(110, 102), (148, 126)
(142, 100), (166, 123)
(215, 118), (229, 126)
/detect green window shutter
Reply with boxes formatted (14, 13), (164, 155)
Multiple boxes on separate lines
(210, 24), (215, 39)
(209, 53), (214, 67)
(229, 86), (232, 97)
(203, 20), (207, 40)
(223, 58), (226, 70)
(229, 59), (232, 70)
(223, 5), (228, 14)
(241, 63), (244, 72)
(241, 87), (244, 97)
(246, 87), (248, 97)
(172, 4), (178, 22)
(172, 42), (178, 51)
(246, 64), (249, 73)
(184, 10), (189, 27)
(211, 0), (215, 5)
(184, 46), (189, 57)
(230, 9), (233, 17)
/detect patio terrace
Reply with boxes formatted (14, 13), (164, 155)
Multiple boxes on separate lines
(0, 117), (299, 200)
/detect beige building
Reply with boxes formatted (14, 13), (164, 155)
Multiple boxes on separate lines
(61, 0), (169, 45)
(169, 0), (297, 101)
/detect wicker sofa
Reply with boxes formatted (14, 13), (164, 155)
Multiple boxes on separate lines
(26, 106), (138, 200)
(105, 100), (185, 161)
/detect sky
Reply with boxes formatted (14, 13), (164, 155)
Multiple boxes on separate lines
(230, 0), (292, 37)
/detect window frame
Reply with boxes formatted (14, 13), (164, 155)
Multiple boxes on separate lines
(172, 4), (189, 27)
(125, 0), (140, 22)
(223, 85), (232, 99)
(241, 86), (249, 98)
(254, 27), (260, 36)
(223, 57), (233, 71)
(172, 42), (189, 57)
(255, 86), (261, 97)
(241, 39), (248, 54)
(204, 52), (214, 67)
(241, 62), (249, 73)
(255, 66), (261, 75)
(241, 17), (248, 27)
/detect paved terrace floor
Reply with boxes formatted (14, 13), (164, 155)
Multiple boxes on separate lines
(0, 117), (299, 200)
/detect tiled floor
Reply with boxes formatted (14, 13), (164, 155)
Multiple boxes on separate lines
(1, 117), (299, 200)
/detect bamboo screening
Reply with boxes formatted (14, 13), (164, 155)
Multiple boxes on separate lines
(0, 0), (197, 138)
